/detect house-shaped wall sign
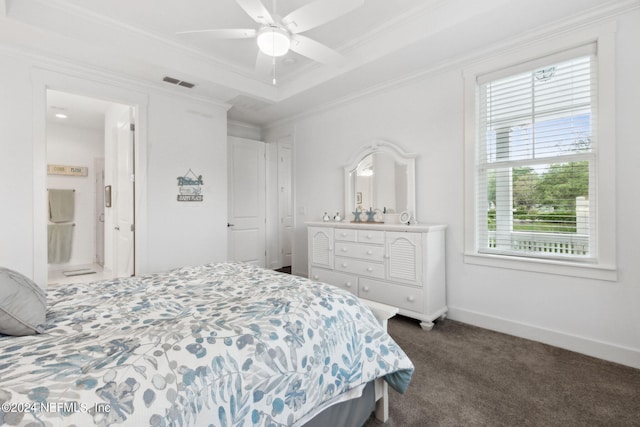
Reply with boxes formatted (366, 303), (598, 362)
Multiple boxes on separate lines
(176, 169), (203, 202)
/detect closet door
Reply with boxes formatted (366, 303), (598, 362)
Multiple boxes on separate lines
(278, 140), (293, 267)
(228, 137), (266, 267)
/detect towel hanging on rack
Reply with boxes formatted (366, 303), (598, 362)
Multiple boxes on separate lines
(47, 223), (74, 264)
(48, 189), (75, 223)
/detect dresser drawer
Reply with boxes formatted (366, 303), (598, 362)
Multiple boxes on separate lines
(359, 278), (424, 313)
(335, 257), (385, 280)
(334, 242), (385, 261)
(309, 267), (357, 295)
(357, 230), (385, 245)
(334, 228), (357, 242)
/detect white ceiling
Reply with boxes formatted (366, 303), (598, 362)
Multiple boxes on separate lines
(1, 0), (631, 127)
(47, 90), (113, 131)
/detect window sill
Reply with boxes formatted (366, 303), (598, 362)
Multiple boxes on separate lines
(464, 252), (618, 282)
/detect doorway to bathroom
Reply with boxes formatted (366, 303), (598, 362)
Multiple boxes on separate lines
(46, 90), (135, 286)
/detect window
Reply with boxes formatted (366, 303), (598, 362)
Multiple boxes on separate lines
(477, 48), (596, 261)
(464, 33), (617, 280)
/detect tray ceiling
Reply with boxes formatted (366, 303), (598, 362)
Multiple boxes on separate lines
(0, 0), (628, 126)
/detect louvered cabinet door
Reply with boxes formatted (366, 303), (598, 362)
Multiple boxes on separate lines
(308, 227), (334, 269)
(385, 232), (422, 286)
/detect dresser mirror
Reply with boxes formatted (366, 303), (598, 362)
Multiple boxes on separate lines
(344, 140), (416, 221)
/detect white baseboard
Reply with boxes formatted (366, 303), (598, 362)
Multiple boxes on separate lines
(447, 307), (640, 370)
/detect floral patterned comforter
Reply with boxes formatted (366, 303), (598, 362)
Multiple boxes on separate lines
(0, 262), (413, 426)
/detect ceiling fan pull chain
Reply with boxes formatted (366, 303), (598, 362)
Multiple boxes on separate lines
(272, 54), (277, 85)
(271, 11), (277, 87)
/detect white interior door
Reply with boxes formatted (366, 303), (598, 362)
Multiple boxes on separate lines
(228, 137), (266, 267)
(278, 140), (293, 267)
(114, 107), (134, 276)
(95, 157), (105, 266)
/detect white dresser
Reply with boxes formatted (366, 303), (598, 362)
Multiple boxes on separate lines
(306, 221), (447, 330)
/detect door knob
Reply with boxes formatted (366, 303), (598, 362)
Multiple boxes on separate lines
(114, 226), (120, 230)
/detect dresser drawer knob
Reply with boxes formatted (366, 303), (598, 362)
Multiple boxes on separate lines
(366, 267), (374, 272)
(341, 232), (347, 237)
(366, 250), (373, 255)
(345, 282), (352, 288)
(341, 263), (348, 268)
(366, 234), (372, 239)
(407, 296), (415, 302)
(313, 275), (319, 280)
(341, 247), (348, 252)
(362, 286), (370, 292)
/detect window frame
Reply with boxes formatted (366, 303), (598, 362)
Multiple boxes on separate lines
(463, 23), (617, 281)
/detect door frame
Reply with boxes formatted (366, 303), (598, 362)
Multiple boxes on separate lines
(32, 68), (148, 286)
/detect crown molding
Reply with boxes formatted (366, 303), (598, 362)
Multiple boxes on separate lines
(0, 44), (232, 111)
(265, 0), (639, 131)
(5, 0), (277, 99)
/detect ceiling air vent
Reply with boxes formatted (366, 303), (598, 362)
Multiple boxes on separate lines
(162, 76), (195, 89)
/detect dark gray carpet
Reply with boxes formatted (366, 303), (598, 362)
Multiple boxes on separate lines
(364, 315), (640, 427)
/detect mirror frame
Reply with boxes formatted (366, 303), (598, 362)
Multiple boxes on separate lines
(344, 140), (417, 220)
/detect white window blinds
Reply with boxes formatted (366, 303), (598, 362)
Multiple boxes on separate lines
(476, 45), (597, 260)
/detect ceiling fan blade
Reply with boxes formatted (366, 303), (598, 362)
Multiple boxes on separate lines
(176, 28), (257, 39)
(282, 0), (364, 34)
(255, 51), (273, 75)
(235, 0), (274, 25)
(290, 35), (345, 65)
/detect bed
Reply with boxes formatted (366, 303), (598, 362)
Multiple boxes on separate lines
(0, 262), (413, 426)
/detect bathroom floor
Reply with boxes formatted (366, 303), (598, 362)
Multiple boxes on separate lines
(48, 263), (117, 286)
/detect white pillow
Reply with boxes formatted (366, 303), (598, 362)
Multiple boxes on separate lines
(0, 267), (46, 336)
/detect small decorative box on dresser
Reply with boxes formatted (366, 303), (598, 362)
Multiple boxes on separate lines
(306, 221), (447, 330)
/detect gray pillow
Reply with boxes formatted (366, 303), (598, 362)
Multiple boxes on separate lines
(0, 267), (46, 336)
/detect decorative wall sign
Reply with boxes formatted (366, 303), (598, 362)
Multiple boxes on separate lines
(177, 169), (204, 202)
(48, 164), (88, 177)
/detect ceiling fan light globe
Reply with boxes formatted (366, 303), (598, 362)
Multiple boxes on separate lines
(257, 26), (290, 57)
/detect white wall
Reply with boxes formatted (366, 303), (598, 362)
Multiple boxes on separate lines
(0, 51), (229, 283)
(46, 123), (103, 268)
(280, 10), (640, 368)
(145, 94), (228, 272)
(0, 52), (35, 278)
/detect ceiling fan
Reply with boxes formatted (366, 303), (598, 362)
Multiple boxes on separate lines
(177, 0), (364, 83)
